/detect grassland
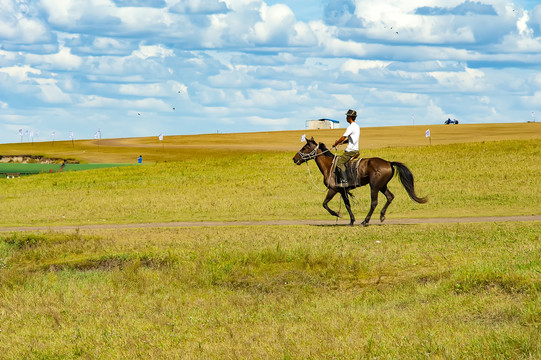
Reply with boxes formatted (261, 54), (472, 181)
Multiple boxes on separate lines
(1, 223), (540, 358)
(0, 137), (539, 227)
(0, 123), (540, 359)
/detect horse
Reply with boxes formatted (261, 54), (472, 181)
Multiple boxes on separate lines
(293, 137), (427, 226)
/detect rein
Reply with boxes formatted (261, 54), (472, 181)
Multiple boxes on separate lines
(300, 144), (337, 192)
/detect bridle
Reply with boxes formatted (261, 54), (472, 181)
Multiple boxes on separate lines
(298, 142), (339, 192)
(297, 143), (331, 162)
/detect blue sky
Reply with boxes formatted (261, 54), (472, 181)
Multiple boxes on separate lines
(1, 0), (541, 144)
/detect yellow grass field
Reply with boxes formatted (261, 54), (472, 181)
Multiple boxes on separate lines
(1, 122), (539, 163)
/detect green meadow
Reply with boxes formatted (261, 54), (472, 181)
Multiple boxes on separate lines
(0, 124), (540, 358)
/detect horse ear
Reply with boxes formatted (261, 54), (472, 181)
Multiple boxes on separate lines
(310, 136), (315, 142)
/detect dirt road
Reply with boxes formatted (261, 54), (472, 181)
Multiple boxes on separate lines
(0, 215), (539, 233)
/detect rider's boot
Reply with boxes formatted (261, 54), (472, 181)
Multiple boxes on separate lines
(335, 168), (349, 188)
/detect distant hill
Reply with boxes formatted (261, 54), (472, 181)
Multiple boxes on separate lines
(0, 123), (539, 164)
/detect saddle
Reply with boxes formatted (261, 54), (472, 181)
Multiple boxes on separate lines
(335, 155), (363, 187)
(348, 153), (361, 162)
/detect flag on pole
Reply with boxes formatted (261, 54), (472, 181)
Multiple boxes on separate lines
(158, 134), (163, 141)
(425, 129), (430, 138)
(51, 131), (56, 139)
(301, 134), (306, 142)
(69, 131), (74, 139)
(18, 129), (23, 136)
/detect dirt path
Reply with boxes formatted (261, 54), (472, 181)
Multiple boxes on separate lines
(0, 215), (540, 233)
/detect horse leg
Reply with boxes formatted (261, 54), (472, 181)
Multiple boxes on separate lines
(340, 189), (355, 226)
(379, 186), (394, 223)
(323, 188), (341, 218)
(361, 185), (379, 227)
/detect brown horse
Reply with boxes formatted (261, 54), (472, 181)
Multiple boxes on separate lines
(293, 137), (427, 226)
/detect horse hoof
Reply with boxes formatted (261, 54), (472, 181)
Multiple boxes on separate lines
(361, 221), (368, 227)
(380, 215), (385, 223)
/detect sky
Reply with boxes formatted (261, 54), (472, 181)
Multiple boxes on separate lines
(1, 0), (541, 144)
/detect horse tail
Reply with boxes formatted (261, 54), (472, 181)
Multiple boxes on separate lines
(391, 162), (428, 204)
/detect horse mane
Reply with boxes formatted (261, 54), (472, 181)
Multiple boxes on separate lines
(318, 142), (335, 158)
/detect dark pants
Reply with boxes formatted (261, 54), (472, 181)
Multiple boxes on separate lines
(336, 151), (359, 173)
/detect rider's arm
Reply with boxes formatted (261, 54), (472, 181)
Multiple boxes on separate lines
(333, 136), (348, 147)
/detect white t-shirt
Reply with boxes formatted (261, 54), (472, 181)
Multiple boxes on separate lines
(343, 122), (360, 152)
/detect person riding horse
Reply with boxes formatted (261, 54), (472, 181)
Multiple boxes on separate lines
(293, 137), (427, 226)
(333, 109), (360, 187)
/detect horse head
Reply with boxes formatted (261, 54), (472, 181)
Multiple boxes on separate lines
(293, 137), (319, 165)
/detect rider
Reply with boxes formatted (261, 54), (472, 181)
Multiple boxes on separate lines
(333, 109), (360, 187)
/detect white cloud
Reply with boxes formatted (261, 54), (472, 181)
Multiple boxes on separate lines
(118, 83), (167, 96)
(26, 47), (82, 70)
(35, 78), (72, 103)
(133, 44), (174, 59)
(0, 64), (41, 81)
(428, 67), (486, 92)
(291, 21), (318, 46)
(40, 0), (107, 26)
(0, 0), (50, 43)
(249, 3), (296, 44)
(310, 20), (367, 56)
(341, 59), (390, 73)
(425, 99), (447, 121)
(517, 10), (532, 35)
(478, 95), (490, 104)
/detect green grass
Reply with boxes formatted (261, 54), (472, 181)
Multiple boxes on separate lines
(0, 139), (539, 227)
(0, 163), (135, 176)
(0, 222), (540, 358)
